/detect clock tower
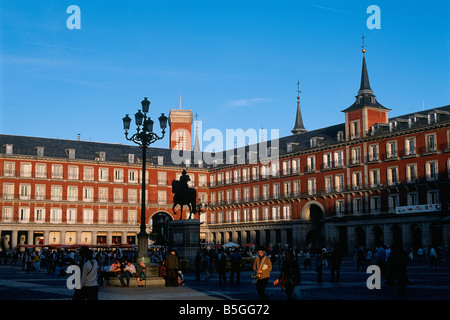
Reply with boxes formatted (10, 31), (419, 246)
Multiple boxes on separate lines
(169, 109), (193, 151)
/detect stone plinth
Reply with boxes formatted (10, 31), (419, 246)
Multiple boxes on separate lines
(169, 219), (201, 271)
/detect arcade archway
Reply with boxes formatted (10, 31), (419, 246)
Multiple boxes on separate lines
(302, 202), (325, 251)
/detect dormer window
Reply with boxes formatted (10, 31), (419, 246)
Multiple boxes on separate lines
(3, 144), (13, 154)
(66, 149), (76, 159)
(337, 131), (344, 143)
(350, 121), (360, 140)
(96, 151), (106, 161)
(35, 147), (44, 157)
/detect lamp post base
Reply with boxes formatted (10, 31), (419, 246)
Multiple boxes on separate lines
(137, 232), (150, 265)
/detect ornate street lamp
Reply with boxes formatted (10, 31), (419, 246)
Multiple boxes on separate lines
(122, 97), (168, 264)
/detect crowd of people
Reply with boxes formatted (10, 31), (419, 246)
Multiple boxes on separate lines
(0, 243), (447, 299)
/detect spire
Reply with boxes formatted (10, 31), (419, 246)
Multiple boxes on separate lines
(342, 37), (389, 113)
(193, 118), (201, 153)
(291, 79), (307, 134)
(359, 35), (373, 95)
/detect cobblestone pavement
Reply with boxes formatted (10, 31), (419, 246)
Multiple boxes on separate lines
(1, 257), (449, 301)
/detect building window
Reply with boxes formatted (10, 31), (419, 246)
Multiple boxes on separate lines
(352, 172), (362, 190)
(52, 164), (63, 179)
(307, 178), (316, 195)
(83, 209), (94, 224)
(283, 205), (292, 220)
(35, 185), (45, 201)
(68, 166), (79, 180)
(283, 181), (291, 197)
(335, 200), (345, 216)
(307, 156), (315, 172)
(350, 120), (360, 140)
(34, 208), (45, 223)
(19, 184), (31, 200)
(128, 210), (137, 224)
(292, 158), (300, 174)
(252, 186), (259, 201)
(407, 192), (419, 206)
(425, 133), (437, 153)
(4, 162), (15, 177)
(129, 170), (139, 184)
(158, 190), (166, 205)
(2, 207), (13, 222)
(273, 184), (280, 198)
(128, 189), (137, 204)
(406, 164), (418, 182)
(234, 188), (241, 203)
(325, 176), (333, 193)
(35, 163), (47, 178)
(262, 185), (269, 200)
(19, 207), (30, 223)
(388, 194), (399, 213)
(404, 137), (416, 156)
(368, 144), (379, 162)
(83, 187), (94, 202)
(243, 209), (250, 222)
(114, 188), (123, 203)
(272, 206), (280, 220)
(369, 169), (380, 188)
(233, 210), (240, 223)
(99, 168), (109, 182)
(427, 190), (439, 204)
(252, 208), (259, 221)
(98, 209), (108, 224)
(51, 186), (62, 201)
(387, 167), (399, 186)
(226, 210), (232, 223)
(20, 163), (32, 178)
(263, 207), (269, 220)
(98, 188), (108, 202)
(3, 183), (14, 200)
(233, 169), (241, 183)
(351, 147), (361, 165)
(335, 174), (344, 192)
(386, 141), (397, 159)
(243, 187), (250, 202)
(323, 153), (332, 169)
(68, 186), (78, 201)
(50, 208), (62, 224)
(114, 169), (124, 182)
(282, 160), (290, 175)
(113, 209), (123, 224)
(353, 198), (363, 215)
(425, 160), (438, 181)
(293, 180), (300, 196)
(67, 209), (77, 224)
(370, 196), (381, 214)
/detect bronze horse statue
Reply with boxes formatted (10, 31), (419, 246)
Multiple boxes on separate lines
(171, 180), (197, 220)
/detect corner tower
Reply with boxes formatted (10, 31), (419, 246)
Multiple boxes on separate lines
(342, 37), (390, 140)
(169, 109), (193, 151)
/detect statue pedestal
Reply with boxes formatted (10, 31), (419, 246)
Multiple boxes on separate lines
(169, 219), (201, 272)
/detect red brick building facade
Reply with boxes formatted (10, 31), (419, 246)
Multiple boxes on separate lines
(1, 51), (449, 254)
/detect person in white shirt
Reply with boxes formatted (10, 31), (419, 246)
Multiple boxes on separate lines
(119, 260), (136, 287)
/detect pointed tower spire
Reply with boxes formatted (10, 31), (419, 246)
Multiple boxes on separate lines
(193, 115), (201, 153)
(359, 35), (373, 94)
(291, 78), (307, 134)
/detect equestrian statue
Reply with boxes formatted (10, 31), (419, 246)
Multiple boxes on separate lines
(171, 170), (197, 220)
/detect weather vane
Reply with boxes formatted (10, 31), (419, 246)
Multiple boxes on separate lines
(361, 34), (366, 54)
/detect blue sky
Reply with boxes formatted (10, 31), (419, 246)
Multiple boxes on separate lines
(1, 0), (449, 150)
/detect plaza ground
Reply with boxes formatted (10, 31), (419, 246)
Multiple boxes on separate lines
(0, 256), (449, 301)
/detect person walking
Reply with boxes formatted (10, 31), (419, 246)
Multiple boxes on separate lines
(329, 245), (343, 282)
(253, 248), (272, 300)
(387, 245), (409, 294)
(73, 246), (99, 300)
(229, 248), (242, 285)
(215, 248), (227, 285)
(165, 249), (179, 287)
(273, 250), (300, 300)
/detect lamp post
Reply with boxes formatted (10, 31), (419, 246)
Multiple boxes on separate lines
(122, 97), (168, 264)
